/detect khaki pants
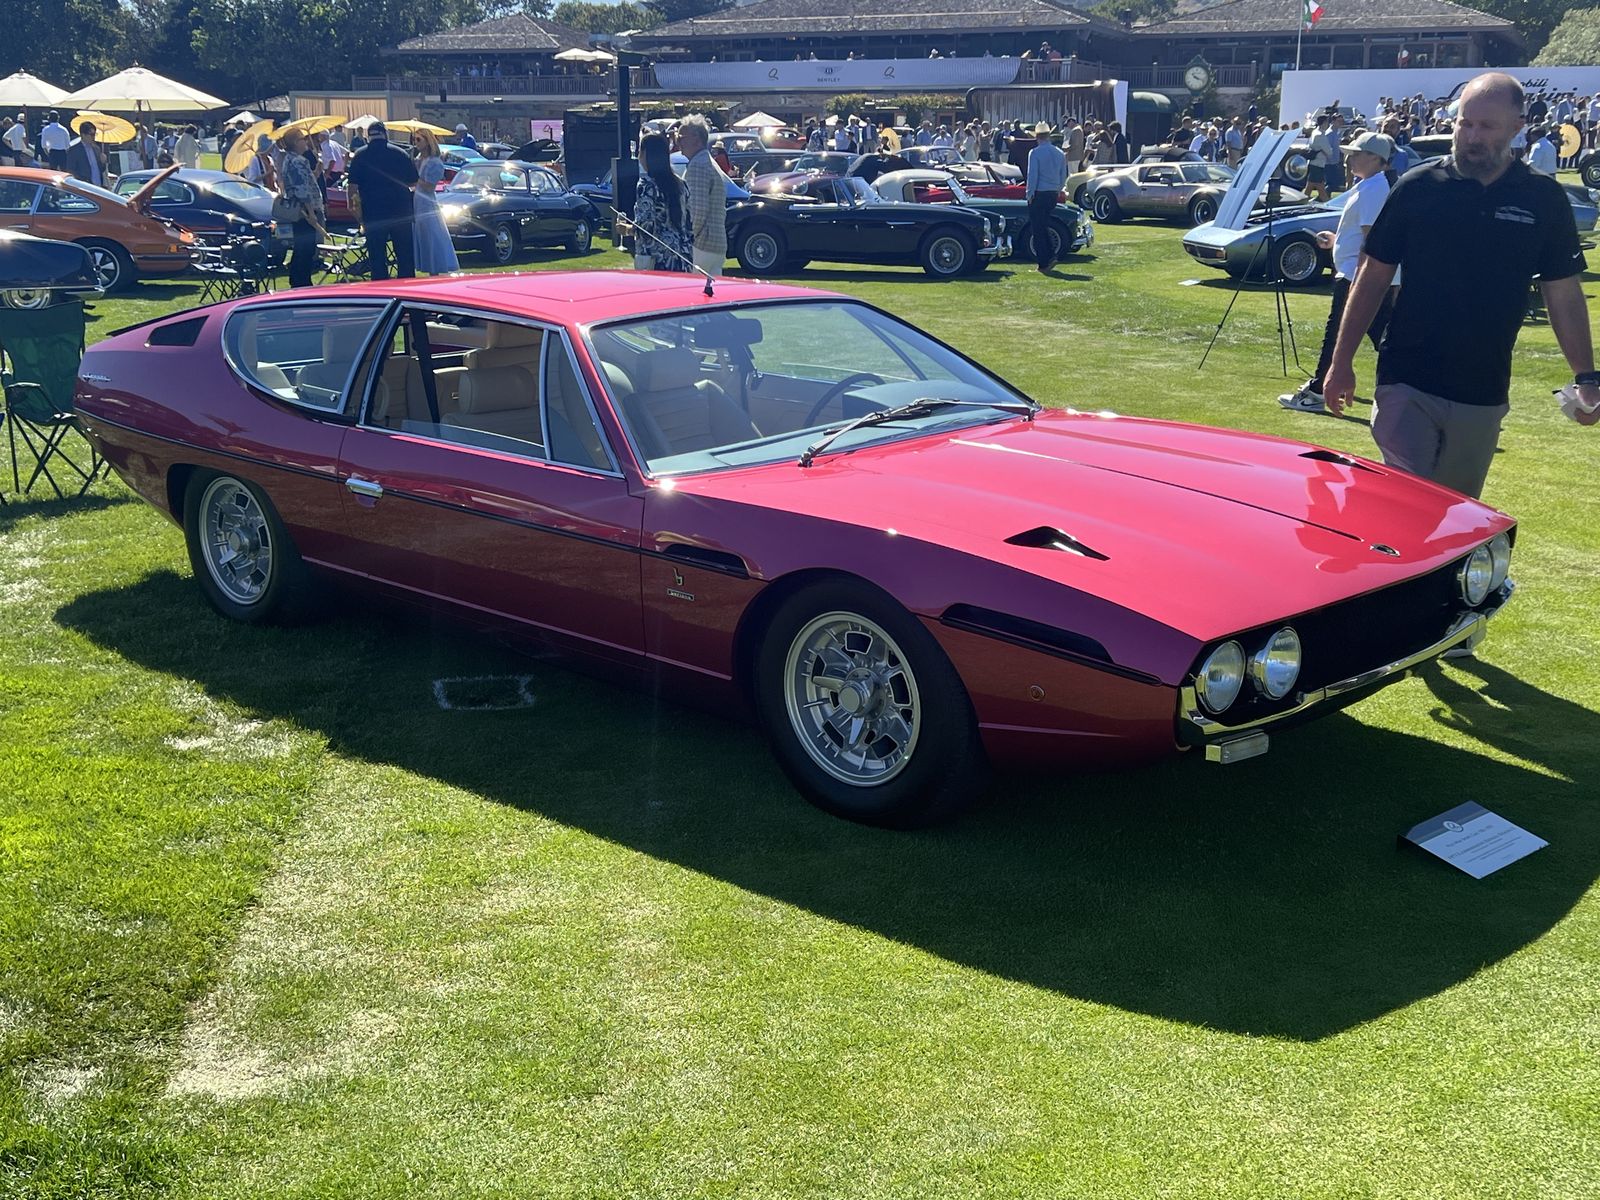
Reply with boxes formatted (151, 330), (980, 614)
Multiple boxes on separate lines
(692, 247), (724, 277)
(1372, 381), (1508, 500)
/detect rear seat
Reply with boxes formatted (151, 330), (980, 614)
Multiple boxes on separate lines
(464, 322), (544, 375)
(445, 365), (542, 447)
(371, 356), (467, 428)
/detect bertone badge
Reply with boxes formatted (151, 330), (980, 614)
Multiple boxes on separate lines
(1370, 543), (1401, 557)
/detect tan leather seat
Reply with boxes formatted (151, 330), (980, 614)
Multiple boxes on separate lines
(371, 357), (466, 428)
(445, 365), (541, 445)
(464, 322), (544, 374)
(624, 348), (760, 459)
(296, 321), (371, 400)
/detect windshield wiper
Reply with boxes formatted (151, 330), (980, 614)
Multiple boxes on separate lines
(797, 396), (1037, 468)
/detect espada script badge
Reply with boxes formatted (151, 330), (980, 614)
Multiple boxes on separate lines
(667, 567), (695, 602)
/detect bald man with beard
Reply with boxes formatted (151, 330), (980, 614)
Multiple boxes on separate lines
(1323, 72), (1600, 502)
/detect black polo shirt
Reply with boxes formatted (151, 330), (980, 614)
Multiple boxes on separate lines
(345, 138), (418, 223)
(1364, 156), (1584, 406)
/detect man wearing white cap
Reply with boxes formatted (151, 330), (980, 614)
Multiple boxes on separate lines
(1280, 130), (1398, 412)
(453, 123), (478, 151)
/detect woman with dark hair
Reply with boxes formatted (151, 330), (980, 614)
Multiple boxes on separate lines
(624, 132), (693, 271)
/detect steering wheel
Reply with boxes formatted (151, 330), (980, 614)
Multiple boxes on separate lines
(804, 372), (885, 425)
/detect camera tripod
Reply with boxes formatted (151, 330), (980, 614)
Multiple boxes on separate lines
(1199, 183), (1309, 377)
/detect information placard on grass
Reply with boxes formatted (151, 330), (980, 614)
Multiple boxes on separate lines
(1402, 801), (1548, 879)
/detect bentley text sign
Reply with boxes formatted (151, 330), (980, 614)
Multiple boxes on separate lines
(1402, 801), (1547, 879)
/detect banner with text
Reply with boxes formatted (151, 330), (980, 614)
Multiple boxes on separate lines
(653, 57), (1024, 93)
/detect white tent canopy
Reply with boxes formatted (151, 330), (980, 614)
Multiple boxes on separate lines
(733, 111), (785, 129)
(225, 110), (259, 126)
(58, 66), (227, 112)
(0, 70), (68, 107)
(343, 114), (381, 131)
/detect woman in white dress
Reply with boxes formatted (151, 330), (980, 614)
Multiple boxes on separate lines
(412, 130), (460, 275)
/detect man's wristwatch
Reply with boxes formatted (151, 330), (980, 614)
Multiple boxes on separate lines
(1575, 371), (1600, 387)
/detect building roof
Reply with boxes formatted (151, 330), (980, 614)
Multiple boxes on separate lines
(639, 0), (1111, 41)
(1134, 0), (1517, 37)
(394, 12), (590, 55)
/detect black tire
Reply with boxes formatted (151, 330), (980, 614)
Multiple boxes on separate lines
(1073, 183), (1090, 207)
(80, 240), (134, 293)
(483, 222), (519, 265)
(1022, 221), (1067, 263)
(183, 471), (316, 625)
(566, 218), (592, 253)
(919, 227), (973, 277)
(1272, 235), (1322, 286)
(1091, 190), (1122, 223)
(735, 225), (785, 274)
(755, 579), (986, 828)
(1581, 151), (1600, 189)
(1188, 195), (1219, 226)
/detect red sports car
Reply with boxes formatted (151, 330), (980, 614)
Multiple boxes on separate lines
(75, 273), (1516, 827)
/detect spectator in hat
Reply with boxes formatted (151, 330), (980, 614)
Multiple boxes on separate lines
(1280, 131), (1398, 413)
(453, 122), (477, 151)
(275, 127), (327, 289)
(243, 133), (277, 189)
(345, 120), (420, 280)
(1024, 122), (1066, 273)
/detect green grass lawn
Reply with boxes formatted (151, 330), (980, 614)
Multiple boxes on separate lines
(3, 227), (1598, 1198)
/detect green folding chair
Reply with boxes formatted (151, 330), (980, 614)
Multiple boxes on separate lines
(0, 300), (100, 500)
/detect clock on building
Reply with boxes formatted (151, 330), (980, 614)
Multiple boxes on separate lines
(1184, 60), (1213, 93)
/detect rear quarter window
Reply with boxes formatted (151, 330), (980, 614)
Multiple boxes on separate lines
(224, 302), (388, 414)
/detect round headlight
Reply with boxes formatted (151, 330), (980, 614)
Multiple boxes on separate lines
(1250, 626), (1302, 701)
(1196, 640), (1246, 714)
(1458, 544), (1494, 606)
(1487, 532), (1511, 592)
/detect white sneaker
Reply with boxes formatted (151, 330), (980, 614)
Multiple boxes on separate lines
(1278, 385), (1327, 412)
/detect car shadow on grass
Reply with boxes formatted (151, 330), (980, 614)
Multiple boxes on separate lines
(57, 570), (1599, 1043)
(0, 488), (134, 533)
(733, 266), (1009, 285)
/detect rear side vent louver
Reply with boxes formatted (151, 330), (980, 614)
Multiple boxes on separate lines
(1299, 448), (1377, 470)
(1005, 526), (1109, 560)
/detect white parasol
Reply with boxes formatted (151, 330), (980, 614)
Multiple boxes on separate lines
(58, 66), (228, 113)
(0, 70), (69, 108)
(344, 114), (381, 131)
(226, 110), (259, 127)
(733, 111), (785, 129)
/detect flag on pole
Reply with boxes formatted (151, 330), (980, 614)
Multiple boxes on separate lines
(1303, 0), (1325, 29)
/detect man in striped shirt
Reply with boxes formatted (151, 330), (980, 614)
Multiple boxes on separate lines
(677, 115), (727, 277)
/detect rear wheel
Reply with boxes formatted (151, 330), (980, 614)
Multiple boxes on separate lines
(1, 288), (53, 309)
(735, 225), (785, 274)
(756, 580), (985, 827)
(484, 222), (519, 265)
(1188, 194), (1219, 226)
(1091, 191), (1122, 223)
(566, 218), (592, 253)
(1581, 150), (1600, 188)
(920, 228), (972, 277)
(183, 472), (316, 624)
(80, 241), (134, 292)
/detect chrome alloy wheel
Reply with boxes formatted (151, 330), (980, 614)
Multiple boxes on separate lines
(1277, 238), (1319, 283)
(199, 477), (273, 606)
(783, 611), (922, 787)
(1, 288), (51, 309)
(87, 246), (121, 290)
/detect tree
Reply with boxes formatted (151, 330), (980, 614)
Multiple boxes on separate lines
(1, 0), (130, 89)
(649, 0), (725, 23)
(1534, 6), (1600, 62)
(551, 1), (659, 33)
(1471, 0), (1573, 54)
(1086, 0), (1176, 25)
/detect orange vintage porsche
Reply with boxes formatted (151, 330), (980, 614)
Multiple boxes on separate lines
(0, 165), (195, 292)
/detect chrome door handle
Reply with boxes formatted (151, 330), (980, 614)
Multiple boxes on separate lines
(344, 475), (383, 498)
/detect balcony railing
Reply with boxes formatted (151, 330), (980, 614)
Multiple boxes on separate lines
(351, 67), (660, 95)
(1017, 60), (1260, 87)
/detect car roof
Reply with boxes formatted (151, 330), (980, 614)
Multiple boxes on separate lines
(116, 168), (246, 185)
(236, 271), (838, 326)
(0, 166), (72, 185)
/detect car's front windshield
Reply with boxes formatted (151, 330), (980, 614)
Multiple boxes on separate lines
(588, 300), (1031, 476)
(447, 164), (524, 192)
(1179, 163), (1213, 183)
(837, 177), (880, 205)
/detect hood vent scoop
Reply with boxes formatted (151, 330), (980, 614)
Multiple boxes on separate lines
(1300, 449), (1378, 471)
(1005, 526), (1109, 560)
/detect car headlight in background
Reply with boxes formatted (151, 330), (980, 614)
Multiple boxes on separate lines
(440, 204), (469, 224)
(1487, 532), (1512, 592)
(1458, 544), (1495, 606)
(1249, 627), (1302, 700)
(1196, 640), (1246, 714)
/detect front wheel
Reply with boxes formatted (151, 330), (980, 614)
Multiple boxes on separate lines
(920, 228), (972, 277)
(735, 226), (785, 274)
(183, 472), (315, 624)
(1581, 151), (1600, 189)
(1273, 235), (1322, 285)
(566, 218), (592, 253)
(756, 580), (986, 827)
(1091, 191), (1122, 223)
(484, 222), (519, 265)
(1, 288), (53, 309)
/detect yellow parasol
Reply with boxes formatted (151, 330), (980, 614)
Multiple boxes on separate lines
(385, 119), (453, 138)
(73, 110), (136, 143)
(225, 119), (277, 174)
(1560, 122), (1582, 160)
(278, 114), (345, 138)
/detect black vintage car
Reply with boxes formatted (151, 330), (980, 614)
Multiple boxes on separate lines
(726, 174), (1006, 277)
(0, 228), (100, 309)
(439, 162), (602, 264)
(112, 168), (276, 250)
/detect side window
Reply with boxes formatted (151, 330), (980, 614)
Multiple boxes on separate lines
(151, 180), (192, 204)
(0, 180), (38, 212)
(543, 338), (613, 470)
(527, 170), (553, 194)
(365, 308), (549, 461)
(224, 303), (387, 413)
(39, 187), (98, 213)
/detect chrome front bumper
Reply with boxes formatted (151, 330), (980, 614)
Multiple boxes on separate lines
(1178, 582), (1514, 752)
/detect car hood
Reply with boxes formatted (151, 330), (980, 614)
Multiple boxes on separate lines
(673, 411), (1511, 642)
